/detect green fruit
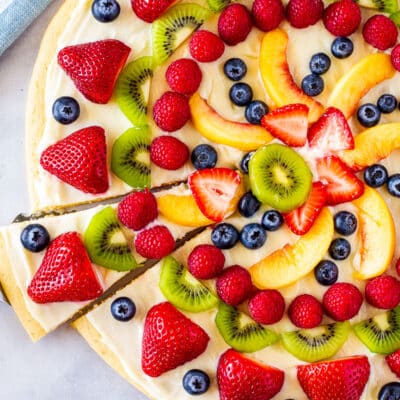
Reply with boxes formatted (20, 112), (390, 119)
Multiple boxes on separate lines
(281, 321), (350, 362)
(206, 0), (231, 12)
(249, 143), (313, 212)
(390, 11), (400, 27)
(84, 206), (137, 271)
(356, 0), (398, 13)
(215, 302), (279, 353)
(111, 126), (151, 189)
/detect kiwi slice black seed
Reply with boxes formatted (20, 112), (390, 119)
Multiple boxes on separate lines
(281, 321), (350, 362)
(353, 306), (400, 354)
(152, 3), (212, 66)
(206, 0), (231, 12)
(249, 143), (313, 213)
(159, 256), (219, 312)
(357, 0), (398, 13)
(111, 126), (151, 188)
(84, 206), (137, 271)
(215, 302), (279, 353)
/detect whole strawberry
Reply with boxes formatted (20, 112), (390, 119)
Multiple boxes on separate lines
(362, 15), (398, 51)
(150, 136), (189, 170)
(248, 289), (285, 325)
(365, 275), (400, 309)
(288, 294), (323, 328)
(323, 0), (361, 37)
(252, 0), (285, 32)
(134, 225), (175, 259)
(166, 58), (202, 95)
(386, 350), (400, 378)
(218, 4), (253, 46)
(187, 244), (225, 279)
(286, 0), (324, 29)
(131, 0), (176, 23)
(189, 30), (225, 62)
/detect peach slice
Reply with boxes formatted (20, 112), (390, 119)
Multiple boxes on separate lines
(327, 53), (395, 119)
(189, 93), (273, 151)
(249, 207), (333, 289)
(259, 29), (324, 123)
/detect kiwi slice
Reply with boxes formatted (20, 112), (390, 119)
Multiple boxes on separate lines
(353, 307), (400, 354)
(215, 302), (279, 353)
(356, 0), (398, 13)
(111, 126), (151, 188)
(115, 56), (153, 127)
(84, 206), (137, 271)
(206, 0), (231, 12)
(152, 3), (212, 66)
(159, 256), (219, 312)
(248, 143), (313, 213)
(281, 321), (350, 362)
(390, 11), (400, 27)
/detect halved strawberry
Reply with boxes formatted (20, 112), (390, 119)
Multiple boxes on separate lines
(131, 0), (176, 23)
(316, 156), (364, 205)
(261, 103), (309, 147)
(188, 168), (244, 222)
(386, 349), (400, 378)
(284, 181), (327, 235)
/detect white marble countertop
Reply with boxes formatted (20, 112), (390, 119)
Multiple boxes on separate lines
(0, 2), (147, 399)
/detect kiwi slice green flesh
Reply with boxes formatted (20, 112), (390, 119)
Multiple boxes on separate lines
(152, 3), (212, 66)
(84, 206), (137, 271)
(249, 143), (313, 213)
(353, 306), (400, 354)
(390, 11), (400, 27)
(215, 302), (279, 353)
(356, 0), (398, 13)
(111, 126), (151, 189)
(206, 0), (231, 12)
(159, 256), (219, 312)
(281, 321), (350, 362)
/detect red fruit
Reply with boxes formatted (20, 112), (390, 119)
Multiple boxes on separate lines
(288, 294), (323, 329)
(365, 275), (400, 309)
(316, 155), (364, 205)
(323, 0), (361, 37)
(391, 44), (400, 72)
(131, 0), (176, 23)
(386, 350), (400, 378)
(218, 4), (253, 46)
(150, 136), (189, 170)
(134, 225), (175, 259)
(261, 103), (309, 147)
(286, 0), (324, 29)
(152, 91), (190, 132)
(117, 190), (158, 231)
(217, 349), (284, 400)
(27, 232), (103, 304)
(189, 30), (225, 62)
(142, 302), (209, 377)
(297, 356), (370, 400)
(58, 40), (130, 104)
(362, 14), (398, 51)
(40, 126), (108, 194)
(322, 282), (363, 321)
(248, 289), (285, 325)
(252, 0), (285, 32)
(187, 244), (225, 279)
(396, 256), (400, 276)
(165, 58), (202, 95)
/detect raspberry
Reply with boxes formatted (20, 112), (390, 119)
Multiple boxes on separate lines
(187, 244), (225, 279)
(165, 58), (202, 95)
(365, 275), (400, 309)
(248, 290), (285, 325)
(117, 190), (158, 231)
(286, 0), (324, 29)
(323, 0), (361, 37)
(288, 294), (323, 329)
(134, 225), (175, 259)
(150, 136), (189, 170)
(362, 15), (398, 51)
(152, 91), (190, 132)
(252, 0), (285, 32)
(386, 350), (400, 378)
(216, 265), (253, 306)
(189, 30), (225, 62)
(217, 4), (253, 46)
(322, 282), (363, 321)
(391, 44), (400, 72)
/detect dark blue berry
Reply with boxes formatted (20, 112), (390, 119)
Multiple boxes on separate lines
(211, 223), (240, 249)
(191, 144), (218, 170)
(331, 37), (354, 59)
(309, 53), (331, 75)
(52, 96), (80, 124)
(111, 297), (136, 321)
(223, 58), (247, 81)
(240, 152), (254, 174)
(387, 174), (400, 197)
(377, 94), (397, 113)
(334, 211), (357, 236)
(314, 260), (339, 286)
(182, 369), (210, 395)
(364, 164), (388, 188)
(329, 238), (351, 260)
(261, 210), (284, 231)
(229, 82), (253, 106)
(378, 382), (400, 400)
(92, 0), (120, 22)
(245, 100), (269, 124)
(238, 192), (261, 218)
(20, 224), (50, 253)
(357, 103), (381, 127)
(240, 223), (267, 249)
(301, 74), (324, 96)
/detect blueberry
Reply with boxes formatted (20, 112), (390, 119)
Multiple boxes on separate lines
(240, 152), (254, 174)
(92, 0), (120, 22)
(301, 74), (324, 96)
(364, 164), (388, 188)
(245, 100), (269, 124)
(331, 37), (354, 59)
(182, 369), (210, 395)
(378, 382), (400, 400)
(223, 58), (247, 81)
(52, 96), (80, 124)
(334, 211), (357, 236)
(111, 297), (136, 321)
(309, 53), (331, 75)
(211, 223), (240, 249)
(229, 82), (253, 106)
(261, 210), (284, 231)
(314, 260), (339, 285)
(329, 238), (351, 260)
(240, 223), (267, 249)
(191, 144), (218, 170)
(238, 192), (261, 218)
(387, 174), (400, 197)
(377, 94), (397, 113)
(357, 103), (381, 127)
(20, 224), (50, 253)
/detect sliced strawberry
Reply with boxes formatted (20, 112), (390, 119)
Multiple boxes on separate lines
(131, 0), (176, 23)
(188, 168), (243, 222)
(308, 107), (354, 154)
(261, 103), (309, 147)
(316, 156), (364, 205)
(284, 181), (327, 235)
(386, 349), (400, 378)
